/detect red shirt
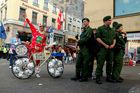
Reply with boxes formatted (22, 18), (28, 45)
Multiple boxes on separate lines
(26, 18), (46, 53)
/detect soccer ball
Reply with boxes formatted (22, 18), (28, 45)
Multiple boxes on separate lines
(57, 67), (63, 72)
(27, 63), (34, 69)
(24, 69), (32, 75)
(13, 66), (20, 73)
(22, 58), (29, 64)
(15, 59), (22, 66)
(55, 70), (60, 76)
(49, 68), (55, 74)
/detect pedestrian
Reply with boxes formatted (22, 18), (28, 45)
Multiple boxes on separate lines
(95, 16), (116, 84)
(23, 13), (47, 78)
(112, 24), (127, 83)
(71, 18), (93, 82)
(9, 33), (21, 68)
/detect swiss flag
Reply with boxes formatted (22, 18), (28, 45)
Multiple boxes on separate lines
(57, 10), (64, 30)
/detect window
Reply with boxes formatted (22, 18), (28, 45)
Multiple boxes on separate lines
(52, 18), (56, 28)
(19, 7), (26, 21)
(52, 4), (57, 14)
(114, 0), (140, 17)
(43, 15), (47, 26)
(4, 7), (7, 20)
(77, 27), (80, 33)
(32, 11), (37, 24)
(44, 0), (49, 10)
(73, 25), (76, 32)
(33, 0), (39, 7)
(68, 24), (71, 31)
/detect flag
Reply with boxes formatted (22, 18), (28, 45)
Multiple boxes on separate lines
(57, 10), (64, 30)
(0, 22), (7, 39)
(23, 20), (27, 27)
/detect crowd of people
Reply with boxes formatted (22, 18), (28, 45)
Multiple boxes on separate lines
(71, 16), (127, 84)
(0, 14), (127, 83)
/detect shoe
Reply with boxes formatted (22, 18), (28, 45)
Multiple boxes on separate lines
(9, 66), (12, 69)
(106, 77), (116, 83)
(79, 78), (88, 82)
(119, 77), (124, 81)
(71, 77), (80, 81)
(115, 79), (124, 83)
(96, 78), (102, 84)
(35, 74), (40, 78)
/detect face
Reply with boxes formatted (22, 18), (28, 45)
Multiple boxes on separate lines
(104, 19), (112, 26)
(82, 20), (89, 27)
(117, 26), (123, 32)
(39, 26), (44, 32)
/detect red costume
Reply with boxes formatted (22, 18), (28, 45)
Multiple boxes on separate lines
(26, 18), (47, 65)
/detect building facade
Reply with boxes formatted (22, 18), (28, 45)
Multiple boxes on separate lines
(0, 0), (83, 47)
(84, 0), (140, 60)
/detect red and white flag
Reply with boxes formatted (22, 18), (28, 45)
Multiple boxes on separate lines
(57, 10), (64, 30)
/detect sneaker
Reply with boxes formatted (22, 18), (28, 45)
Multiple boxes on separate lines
(35, 74), (40, 78)
(9, 66), (12, 69)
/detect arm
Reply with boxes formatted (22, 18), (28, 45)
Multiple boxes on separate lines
(96, 38), (109, 49)
(25, 18), (37, 34)
(78, 27), (93, 45)
(109, 39), (116, 49)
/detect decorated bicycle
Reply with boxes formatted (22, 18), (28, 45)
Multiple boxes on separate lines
(11, 15), (64, 79)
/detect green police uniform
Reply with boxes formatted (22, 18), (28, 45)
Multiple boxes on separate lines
(76, 26), (93, 80)
(112, 31), (127, 81)
(95, 25), (115, 78)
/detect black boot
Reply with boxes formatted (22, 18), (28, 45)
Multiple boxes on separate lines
(96, 76), (102, 84)
(106, 75), (116, 83)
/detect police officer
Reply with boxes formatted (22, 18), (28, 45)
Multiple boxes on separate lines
(112, 24), (127, 82)
(71, 18), (93, 82)
(95, 16), (116, 84)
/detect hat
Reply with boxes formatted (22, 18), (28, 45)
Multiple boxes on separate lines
(112, 21), (119, 28)
(103, 16), (111, 21)
(82, 18), (90, 22)
(116, 24), (123, 29)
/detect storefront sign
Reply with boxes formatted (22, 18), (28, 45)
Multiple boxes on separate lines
(127, 33), (140, 40)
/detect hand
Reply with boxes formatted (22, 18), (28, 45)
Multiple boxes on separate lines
(35, 46), (40, 50)
(104, 44), (109, 49)
(109, 44), (115, 49)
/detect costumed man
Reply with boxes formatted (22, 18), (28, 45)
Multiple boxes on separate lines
(95, 16), (116, 84)
(112, 24), (127, 82)
(23, 13), (47, 78)
(71, 18), (93, 82)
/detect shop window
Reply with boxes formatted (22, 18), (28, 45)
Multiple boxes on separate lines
(32, 11), (37, 24)
(19, 7), (26, 21)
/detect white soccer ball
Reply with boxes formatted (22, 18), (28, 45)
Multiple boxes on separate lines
(57, 67), (63, 72)
(24, 69), (32, 75)
(13, 66), (20, 73)
(57, 60), (62, 66)
(27, 63), (34, 69)
(22, 58), (29, 64)
(48, 61), (55, 68)
(15, 59), (22, 66)
(55, 70), (60, 76)
(49, 68), (55, 74)
(18, 71), (23, 77)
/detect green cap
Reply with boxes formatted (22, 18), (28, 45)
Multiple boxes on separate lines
(103, 16), (111, 21)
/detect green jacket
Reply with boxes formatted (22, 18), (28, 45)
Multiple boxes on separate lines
(115, 31), (127, 50)
(96, 25), (115, 46)
(78, 26), (93, 48)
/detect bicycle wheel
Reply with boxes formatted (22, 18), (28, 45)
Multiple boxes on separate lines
(47, 58), (64, 78)
(11, 57), (35, 79)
